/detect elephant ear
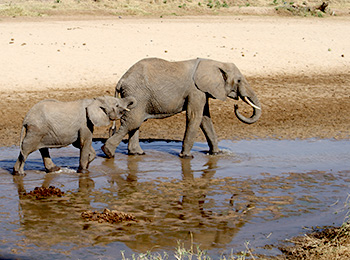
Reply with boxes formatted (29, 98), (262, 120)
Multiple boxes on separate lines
(193, 59), (227, 101)
(86, 99), (111, 127)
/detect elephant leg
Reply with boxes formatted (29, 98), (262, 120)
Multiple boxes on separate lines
(77, 128), (94, 173)
(102, 113), (143, 158)
(128, 128), (145, 155)
(78, 142), (93, 174)
(39, 148), (60, 173)
(200, 102), (220, 154)
(180, 94), (206, 158)
(88, 146), (96, 164)
(13, 129), (41, 175)
(102, 126), (128, 158)
(72, 139), (96, 165)
(82, 145), (96, 172)
(13, 152), (28, 176)
(181, 116), (202, 158)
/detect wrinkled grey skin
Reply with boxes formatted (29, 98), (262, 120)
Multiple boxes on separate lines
(13, 96), (136, 175)
(102, 58), (261, 158)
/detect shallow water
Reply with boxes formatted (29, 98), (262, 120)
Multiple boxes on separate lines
(0, 139), (350, 259)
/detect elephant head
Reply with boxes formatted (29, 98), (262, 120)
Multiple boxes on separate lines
(193, 59), (261, 124)
(87, 96), (136, 127)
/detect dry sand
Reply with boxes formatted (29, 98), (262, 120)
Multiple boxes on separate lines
(0, 15), (349, 146)
(1, 16), (349, 90)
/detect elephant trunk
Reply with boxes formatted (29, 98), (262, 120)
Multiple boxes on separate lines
(234, 82), (261, 124)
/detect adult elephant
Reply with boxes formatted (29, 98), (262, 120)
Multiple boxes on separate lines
(102, 58), (261, 158)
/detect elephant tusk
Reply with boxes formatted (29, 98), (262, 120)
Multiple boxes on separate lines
(109, 121), (117, 137)
(125, 108), (130, 111)
(244, 96), (261, 110)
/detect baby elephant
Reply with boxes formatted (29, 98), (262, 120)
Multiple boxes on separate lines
(13, 96), (135, 175)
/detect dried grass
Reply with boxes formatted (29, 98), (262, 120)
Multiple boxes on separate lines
(275, 223), (350, 260)
(0, 0), (348, 17)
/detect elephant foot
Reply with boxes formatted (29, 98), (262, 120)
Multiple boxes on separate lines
(128, 151), (146, 156)
(101, 144), (115, 159)
(179, 153), (194, 159)
(12, 168), (26, 176)
(209, 150), (223, 155)
(45, 166), (61, 173)
(77, 167), (89, 174)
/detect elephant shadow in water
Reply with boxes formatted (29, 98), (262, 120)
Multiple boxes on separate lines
(0, 148), (82, 175)
(97, 137), (225, 158)
(99, 154), (256, 252)
(10, 148), (256, 254)
(1, 140), (107, 175)
(26, 138), (225, 173)
(1, 137), (221, 175)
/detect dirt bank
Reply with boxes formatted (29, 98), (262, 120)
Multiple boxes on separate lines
(1, 71), (349, 147)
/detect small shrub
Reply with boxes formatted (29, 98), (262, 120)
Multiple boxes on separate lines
(207, 0), (213, 8)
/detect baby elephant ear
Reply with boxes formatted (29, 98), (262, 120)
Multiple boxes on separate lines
(86, 98), (110, 127)
(193, 59), (227, 101)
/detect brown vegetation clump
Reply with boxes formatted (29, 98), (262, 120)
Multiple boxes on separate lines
(22, 186), (65, 199)
(81, 208), (137, 224)
(277, 224), (350, 259)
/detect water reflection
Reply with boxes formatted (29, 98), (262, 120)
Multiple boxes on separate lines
(179, 157), (254, 249)
(11, 173), (95, 249)
(103, 155), (141, 197)
(1, 139), (349, 258)
(93, 155), (254, 251)
(8, 154), (256, 254)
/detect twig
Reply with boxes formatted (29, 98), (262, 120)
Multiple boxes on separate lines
(244, 241), (256, 260)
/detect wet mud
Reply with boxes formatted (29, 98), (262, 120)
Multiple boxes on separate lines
(0, 139), (349, 259)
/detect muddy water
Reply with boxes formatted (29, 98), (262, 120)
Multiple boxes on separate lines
(0, 139), (350, 259)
